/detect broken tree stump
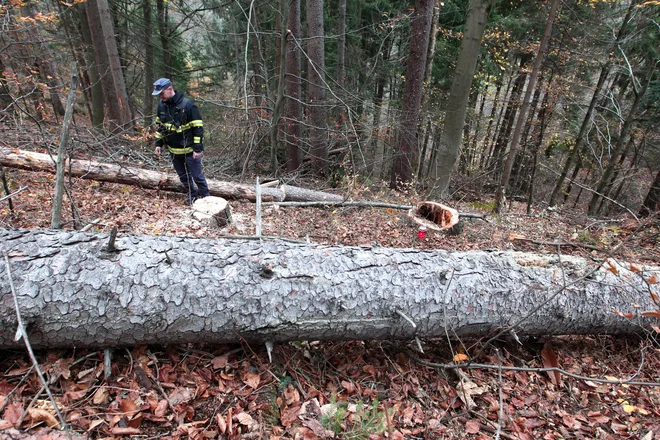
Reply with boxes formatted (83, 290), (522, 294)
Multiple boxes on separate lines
(191, 196), (233, 228)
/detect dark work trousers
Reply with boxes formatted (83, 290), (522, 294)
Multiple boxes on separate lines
(171, 152), (210, 202)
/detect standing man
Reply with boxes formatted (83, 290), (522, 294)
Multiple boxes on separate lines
(153, 78), (210, 205)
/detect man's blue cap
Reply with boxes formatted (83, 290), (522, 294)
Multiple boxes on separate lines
(152, 78), (172, 95)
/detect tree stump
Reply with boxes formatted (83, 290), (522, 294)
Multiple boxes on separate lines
(191, 196), (233, 228)
(408, 201), (460, 232)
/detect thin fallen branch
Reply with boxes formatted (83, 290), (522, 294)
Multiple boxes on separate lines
(264, 200), (488, 220)
(512, 237), (605, 253)
(3, 252), (68, 430)
(406, 350), (660, 387)
(0, 186), (28, 203)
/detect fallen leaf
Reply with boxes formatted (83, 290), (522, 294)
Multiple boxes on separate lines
(168, 387), (192, 405)
(92, 386), (109, 405)
(541, 343), (561, 386)
(216, 413), (227, 434)
(453, 353), (469, 363)
(465, 419), (480, 434)
(243, 372), (260, 389)
(211, 355), (228, 369)
(281, 403), (302, 427)
(236, 412), (255, 427)
(27, 408), (60, 429)
(154, 400), (168, 417)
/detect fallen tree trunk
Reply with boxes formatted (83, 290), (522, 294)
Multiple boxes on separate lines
(0, 148), (343, 203)
(0, 228), (657, 349)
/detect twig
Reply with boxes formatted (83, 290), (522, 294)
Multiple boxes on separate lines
(512, 237), (605, 253)
(405, 350), (660, 387)
(80, 218), (103, 232)
(470, 263), (603, 363)
(0, 365), (35, 413)
(494, 349), (504, 440)
(18, 385), (44, 428)
(263, 200), (487, 220)
(3, 251), (68, 430)
(255, 176), (262, 238)
(147, 350), (176, 413)
(0, 186), (28, 203)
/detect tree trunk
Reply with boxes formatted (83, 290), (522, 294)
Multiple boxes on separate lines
(487, 55), (528, 175)
(0, 148), (343, 203)
(549, 1), (635, 207)
(142, 0), (155, 128)
(429, 0), (492, 196)
(78, 3), (105, 128)
(336, 0), (347, 126)
(155, 0), (171, 79)
(0, 228), (657, 349)
(390, 0), (434, 188)
(588, 75), (649, 215)
(51, 68), (78, 229)
(495, 0), (560, 213)
(284, 0), (302, 171)
(639, 168), (660, 217)
(306, 0), (329, 173)
(85, 0), (132, 131)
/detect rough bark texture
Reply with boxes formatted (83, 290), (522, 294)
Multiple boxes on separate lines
(284, 0), (303, 171)
(390, 0), (434, 187)
(0, 148), (343, 203)
(0, 229), (657, 349)
(430, 0), (492, 195)
(306, 0), (328, 173)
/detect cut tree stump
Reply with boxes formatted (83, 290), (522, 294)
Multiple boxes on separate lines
(0, 148), (343, 203)
(191, 196), (233, 228)
(408, 201), (460, 231)
(0, 228), (658, 349)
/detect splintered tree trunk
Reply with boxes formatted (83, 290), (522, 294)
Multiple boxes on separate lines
(0, 229), (657, 349)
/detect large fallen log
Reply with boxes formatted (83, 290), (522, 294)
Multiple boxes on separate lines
(0, 148), (343, 203)
(0, 228), (658, 349)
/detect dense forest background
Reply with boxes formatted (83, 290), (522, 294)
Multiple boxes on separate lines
(1, 0), (660, 218)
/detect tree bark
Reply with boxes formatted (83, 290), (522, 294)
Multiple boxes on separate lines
(429, 0), (493, 196)
(0, 228), (657, 349)
(495, 0), (560, 213)
(284, 0), (302, 171)
(51, 68), (78, 229)
(85, 0), (132, 131)
(639, 168), (660, 217)
(306, 0), (329, 173)
(548, 1), (635, 207)
(390, 0), (434, 188)
(0, 148), (343, 203)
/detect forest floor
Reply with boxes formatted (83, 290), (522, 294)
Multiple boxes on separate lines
(1, 166), (660, 439)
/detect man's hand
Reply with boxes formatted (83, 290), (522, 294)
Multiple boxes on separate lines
(193, 151), (203, 160)
(154, 146), (161, 155)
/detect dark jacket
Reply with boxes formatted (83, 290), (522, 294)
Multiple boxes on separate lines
(155, 91), (204, 154)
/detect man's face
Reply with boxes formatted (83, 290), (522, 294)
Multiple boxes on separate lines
(159, 86), (174, 101)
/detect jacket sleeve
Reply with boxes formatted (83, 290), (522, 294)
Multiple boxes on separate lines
(188, 103), (204, 152)
(154, 105), (164, 147)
